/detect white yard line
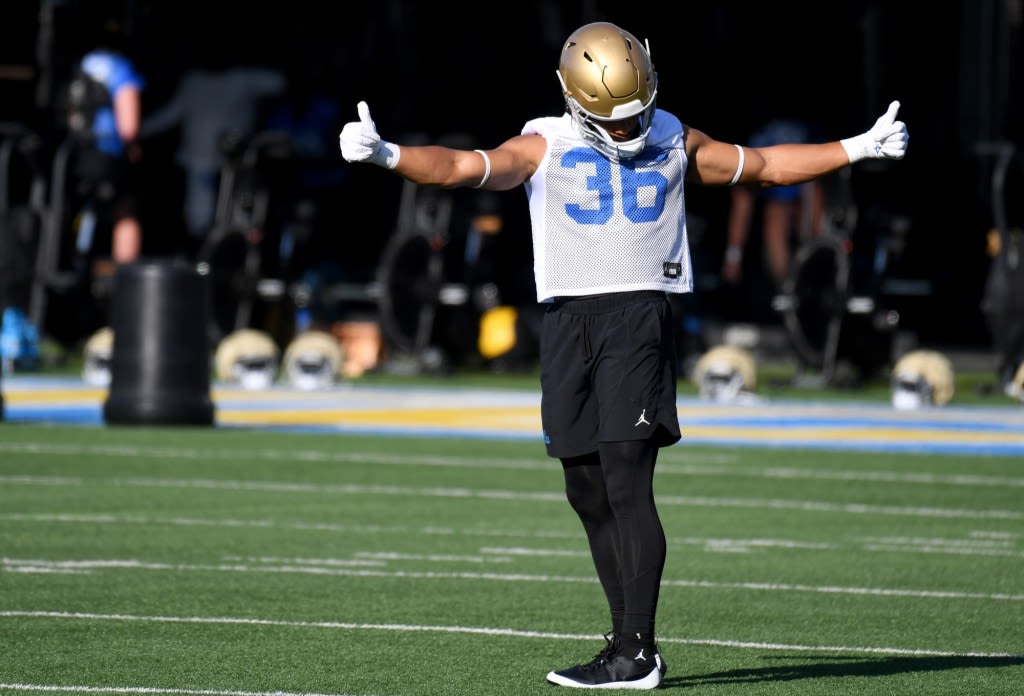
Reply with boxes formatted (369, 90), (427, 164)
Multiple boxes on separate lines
(2, 558), (1022, 602)
(1, 474), (1020, 520)
(2, 512), (1021, 558)
(0, 610), (1020, 660)
(0, 684), (376, 696)
(4, 441), (1024, 487)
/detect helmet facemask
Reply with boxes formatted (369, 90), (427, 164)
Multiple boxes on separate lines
(557, 22), (659, 161)
(559, 73), (657, 160)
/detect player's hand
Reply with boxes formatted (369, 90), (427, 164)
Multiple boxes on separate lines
(840, 100), (909, 163)
(338, 101), (400, 168)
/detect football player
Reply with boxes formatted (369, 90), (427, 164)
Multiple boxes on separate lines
(339, 21), (908, 689)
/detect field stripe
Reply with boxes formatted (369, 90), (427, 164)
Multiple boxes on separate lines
(4, 441), (1024, 487)
(0, 685), (371, 696)
(3, 473), (1020, 520)
(3, 559), (1021, 602)
(1, 610), (1020, 660)
(5, 513), (1021, 559)
(0, 512), (583, 540)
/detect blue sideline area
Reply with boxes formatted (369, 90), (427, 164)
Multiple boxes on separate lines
(2, 376), (1023, 457)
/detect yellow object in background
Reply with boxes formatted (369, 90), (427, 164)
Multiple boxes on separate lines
(478, 306), (518, 360)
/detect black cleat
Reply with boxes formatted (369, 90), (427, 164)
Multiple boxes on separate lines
(546, 634), (664, 689)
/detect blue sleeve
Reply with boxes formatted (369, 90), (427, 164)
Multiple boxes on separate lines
(108, 57), (144, 94)
(81, 51), (144, 94)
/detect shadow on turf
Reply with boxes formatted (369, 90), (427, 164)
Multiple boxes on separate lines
(665, 654), (1024, 688)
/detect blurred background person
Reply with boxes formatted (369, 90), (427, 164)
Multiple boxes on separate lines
(66, 19), (145, 265)
(722, 119), (826, 295)
(140, 35), (286, 257)
(30, 17), (149, 354)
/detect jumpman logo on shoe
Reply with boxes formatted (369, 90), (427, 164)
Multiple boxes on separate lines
(635, 648), (647, 662)
(635, 409), (650, 426)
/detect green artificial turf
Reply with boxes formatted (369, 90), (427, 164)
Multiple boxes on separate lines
(1, 423), (1021, 695)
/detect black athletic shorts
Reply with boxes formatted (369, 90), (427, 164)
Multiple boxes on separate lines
(72, 147), (139, 228)
(539, 290), (682, 459)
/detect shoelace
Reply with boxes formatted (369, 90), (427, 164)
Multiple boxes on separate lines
(581, 632), (620, 671)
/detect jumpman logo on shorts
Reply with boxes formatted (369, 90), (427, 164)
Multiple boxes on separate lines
(635, 409), (650, 427)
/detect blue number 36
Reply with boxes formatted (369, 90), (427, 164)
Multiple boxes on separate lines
(562, 147), (668, 225)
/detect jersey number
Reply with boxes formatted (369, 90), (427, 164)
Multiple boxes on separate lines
(562, 147), (667, 225)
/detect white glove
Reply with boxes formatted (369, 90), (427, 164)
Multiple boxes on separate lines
(338, 101), (400, 169)
(840, 100), (909, 163)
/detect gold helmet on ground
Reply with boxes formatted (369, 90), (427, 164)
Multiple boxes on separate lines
(82, 326), (114, 387)
(214, 329), (279, 390)
(692, 345), (757, 402)
(891, 349), (954, 409)
(557, 22), (658, 161)
(282, 330), (343, 390)
(1005, 361), (1024, 403)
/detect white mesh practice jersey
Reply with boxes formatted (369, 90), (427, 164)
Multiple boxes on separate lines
(522, 110), (692, 302)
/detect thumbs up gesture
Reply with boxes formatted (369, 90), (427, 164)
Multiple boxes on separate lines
(339, 101), (400, 169)
(840, 100), (909, 163)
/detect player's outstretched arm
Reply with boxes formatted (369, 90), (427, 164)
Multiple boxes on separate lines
(338, 101), (537, 190)
(691, 101), (909, 187)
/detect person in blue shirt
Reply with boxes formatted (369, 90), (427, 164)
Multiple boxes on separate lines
(68, 42), (145, 264)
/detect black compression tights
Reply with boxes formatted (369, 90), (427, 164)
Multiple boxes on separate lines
(561, 439), (666, 639)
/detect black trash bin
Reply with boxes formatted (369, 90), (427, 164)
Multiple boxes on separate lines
(103, 260), (215, 425)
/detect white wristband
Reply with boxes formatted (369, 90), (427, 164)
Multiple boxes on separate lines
(473, 149), (491, 189)
(729, 144), (745, 185)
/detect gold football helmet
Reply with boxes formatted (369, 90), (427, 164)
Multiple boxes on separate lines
(891, 349), (954, 409)
(692, 345), (758, 402)
(214, 329), (280, 390)
(1009, 361), (1024, 402)
(82, 326), (114, 387)
(282, 330), (344, 390)
(557, 22), (658, 160)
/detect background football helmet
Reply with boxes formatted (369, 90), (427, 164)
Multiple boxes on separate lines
(282, 330), (344, 390)
(890, 349), (955, 409)
(692, 345), (758, 402)
(1005, 361), (1024, 402)
(214, 329), (279, 390)
(557, 21), (658, 161)
(82, 326), (114, 387)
